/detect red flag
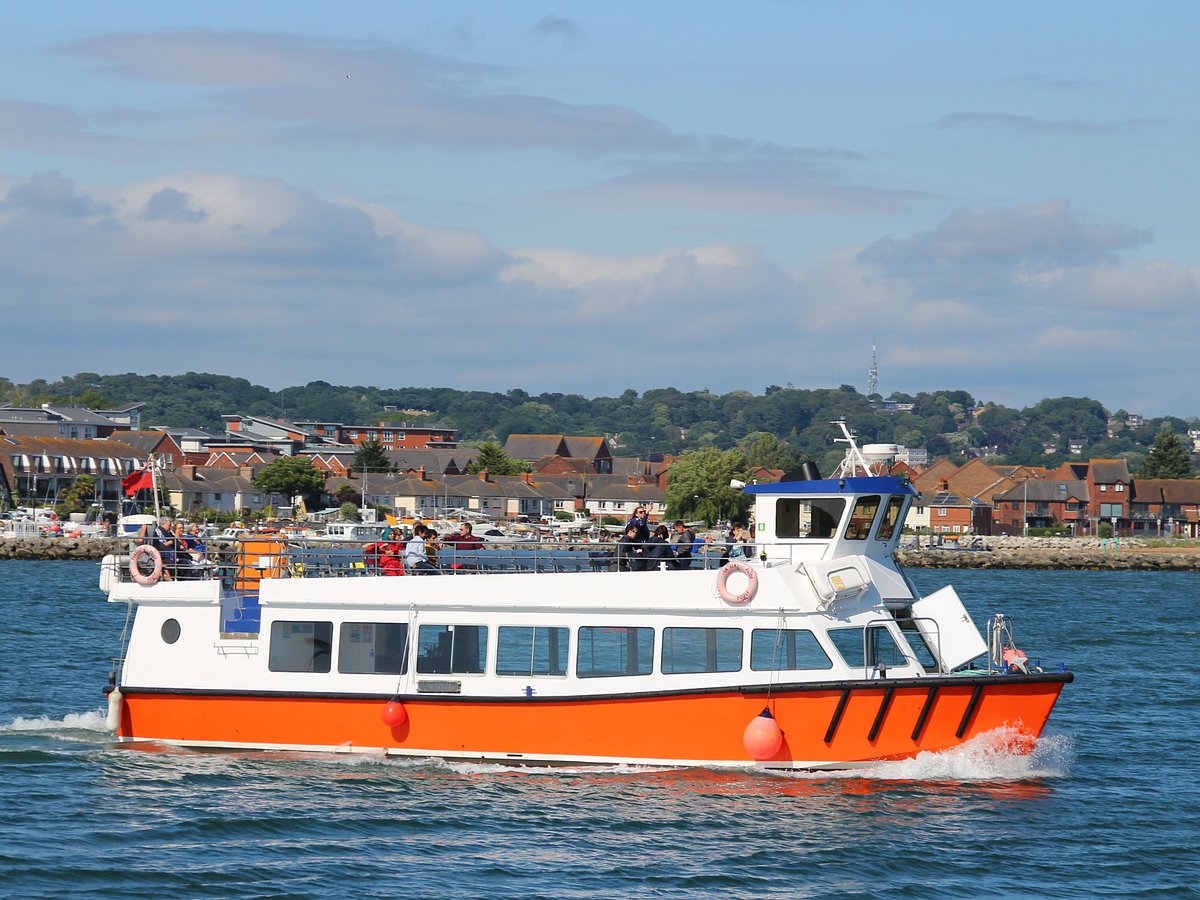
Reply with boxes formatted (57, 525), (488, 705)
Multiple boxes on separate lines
(122, 468), (154, 496)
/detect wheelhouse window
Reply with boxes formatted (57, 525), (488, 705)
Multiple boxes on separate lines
(876, 496), (905, 541)
(844, 495), (881, 540)
(828, 625), (904, 670)
(338, 622), (409, 675)
(577, 626), (653, 677)
(416, 624), (488, 675)
(661, 627), (742, 674)
(496, 626), (569, 676)
(750, 629), (833, 671)
(268, 621), (333, 673)
(774, 497), (846, 539)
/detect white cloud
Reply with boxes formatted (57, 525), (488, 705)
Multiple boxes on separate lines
(1, 174), (1197, 413)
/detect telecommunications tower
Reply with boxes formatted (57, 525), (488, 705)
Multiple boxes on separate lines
(867, 343), (878, 398)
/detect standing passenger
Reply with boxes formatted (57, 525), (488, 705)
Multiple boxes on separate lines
(670, 520), (696, 570)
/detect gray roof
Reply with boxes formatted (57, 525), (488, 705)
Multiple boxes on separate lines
(993, 480), (1089, 503)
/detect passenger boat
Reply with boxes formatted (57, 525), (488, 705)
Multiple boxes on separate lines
(98, 425), (1072, 769)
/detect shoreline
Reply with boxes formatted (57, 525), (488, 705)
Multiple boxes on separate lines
(4, 535), (1200, 570)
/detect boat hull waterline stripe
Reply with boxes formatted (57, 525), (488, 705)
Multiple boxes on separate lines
(110, 678), (1066, 769)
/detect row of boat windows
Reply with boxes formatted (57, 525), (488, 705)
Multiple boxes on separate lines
(263, 620), (912, 677)
(773, 495), (906, 541)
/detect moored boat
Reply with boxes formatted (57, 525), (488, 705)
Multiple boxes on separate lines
(98, 424), (1072, 769)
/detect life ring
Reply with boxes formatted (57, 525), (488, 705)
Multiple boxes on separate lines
(716, 561), (758, 604)
(130, 544), (163, 586)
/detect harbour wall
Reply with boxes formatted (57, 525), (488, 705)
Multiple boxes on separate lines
(3, 535), (1200, 570)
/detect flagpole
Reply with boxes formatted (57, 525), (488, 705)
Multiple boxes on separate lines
(150, 455), (161, 520)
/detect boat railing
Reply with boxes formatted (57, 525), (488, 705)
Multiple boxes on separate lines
(110, 536), (778, 585)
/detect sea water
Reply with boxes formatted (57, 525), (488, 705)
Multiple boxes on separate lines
(1, 561), (1196, 898)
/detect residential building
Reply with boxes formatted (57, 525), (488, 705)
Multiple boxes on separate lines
(505, 434), (613, 474)
(0, 435), (148, 508)
(292, 419), (457, 450)
(992, 480), (1090, 534)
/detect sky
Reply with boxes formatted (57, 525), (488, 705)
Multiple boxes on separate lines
(1, 2), (1197, 416)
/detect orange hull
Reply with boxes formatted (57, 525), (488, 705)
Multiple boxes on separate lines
(113, 674), (1070, 768)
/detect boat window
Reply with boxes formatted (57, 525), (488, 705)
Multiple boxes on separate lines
(338, 622), (409, 675)
(268, 621), (333, 673)
(496, 626), (569, 677)
(576, 626), (653, 678)
(844, 495), (882, 540)
(775, 497), (846, 539)
(749, 629), (833, 671)
(415, 625), (488, 675)
(661, 627), (742, 674)
(876, 496), (906, 541)
(827, 626), (904, 669)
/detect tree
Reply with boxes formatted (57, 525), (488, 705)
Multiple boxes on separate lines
(353, 439), (392, 474)
(55, 474), (97, 517)
(741, 432), (804, 472)
(466, 440), (529, 475)
(1138, 428), (1192, 479)
(338, 502), (361, 522)
(253, 456), (326, 508)
(664, 447), (751, 525)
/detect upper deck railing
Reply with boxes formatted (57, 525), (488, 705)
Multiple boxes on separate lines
(110, 536), (757, 586)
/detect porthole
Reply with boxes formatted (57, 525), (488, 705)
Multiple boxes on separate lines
(161, 618), (181, 644)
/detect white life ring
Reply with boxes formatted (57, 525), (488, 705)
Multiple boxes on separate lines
(129, 544), (163, 586)
(716, 561), (758, 604)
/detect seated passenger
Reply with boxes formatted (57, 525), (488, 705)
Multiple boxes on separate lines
(404, 525), (441, 575)
(727, 522), (755, 561)
(442, 522), (484, 551)
(644, 525), (673, 569)
(617, 524), (647, 572)
(139, 516), (179, 581)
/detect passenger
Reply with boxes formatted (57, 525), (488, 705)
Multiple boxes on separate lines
(443, 522), (484, 551)
(617, 524), (647, 571)
(182, 524), (209, 576)
(644, 525), (673, 569)
(379, 541), (405, 576)
(624, 506), (650, 543)
(139, 516), (179, 580)
(670, 520), (696, 570)
(425, 530), (440, 568)
(727, 522), (755, 560)
(404, 525), (441, 575)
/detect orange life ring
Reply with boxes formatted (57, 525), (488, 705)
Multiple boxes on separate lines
(716, 561), (758, 604)
(130, 544), (163, 586)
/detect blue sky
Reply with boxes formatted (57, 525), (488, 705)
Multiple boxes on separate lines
(1, 2), (1197, 416)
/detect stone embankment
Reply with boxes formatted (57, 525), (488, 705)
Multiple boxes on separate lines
(897, 536), (1200, 571)
(0, 537), (124, 560)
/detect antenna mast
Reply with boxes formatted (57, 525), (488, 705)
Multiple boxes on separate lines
(867, 343), (878, 398)
(831, 420), (873, 478)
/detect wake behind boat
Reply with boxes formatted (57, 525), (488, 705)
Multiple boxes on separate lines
(98, 424), (1072, 769)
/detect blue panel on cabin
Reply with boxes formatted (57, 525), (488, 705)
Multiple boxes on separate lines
(223, 591), (261, 634)
(743, 476), (916, 496)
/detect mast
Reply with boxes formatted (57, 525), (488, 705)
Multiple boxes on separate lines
(150, 454), (162, 519)
(830, 420), (874, 478)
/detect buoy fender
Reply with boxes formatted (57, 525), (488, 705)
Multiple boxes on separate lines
(715, 561), (758, 604)
(129, 544), (163, 586)
(105, 686), (123, 733)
